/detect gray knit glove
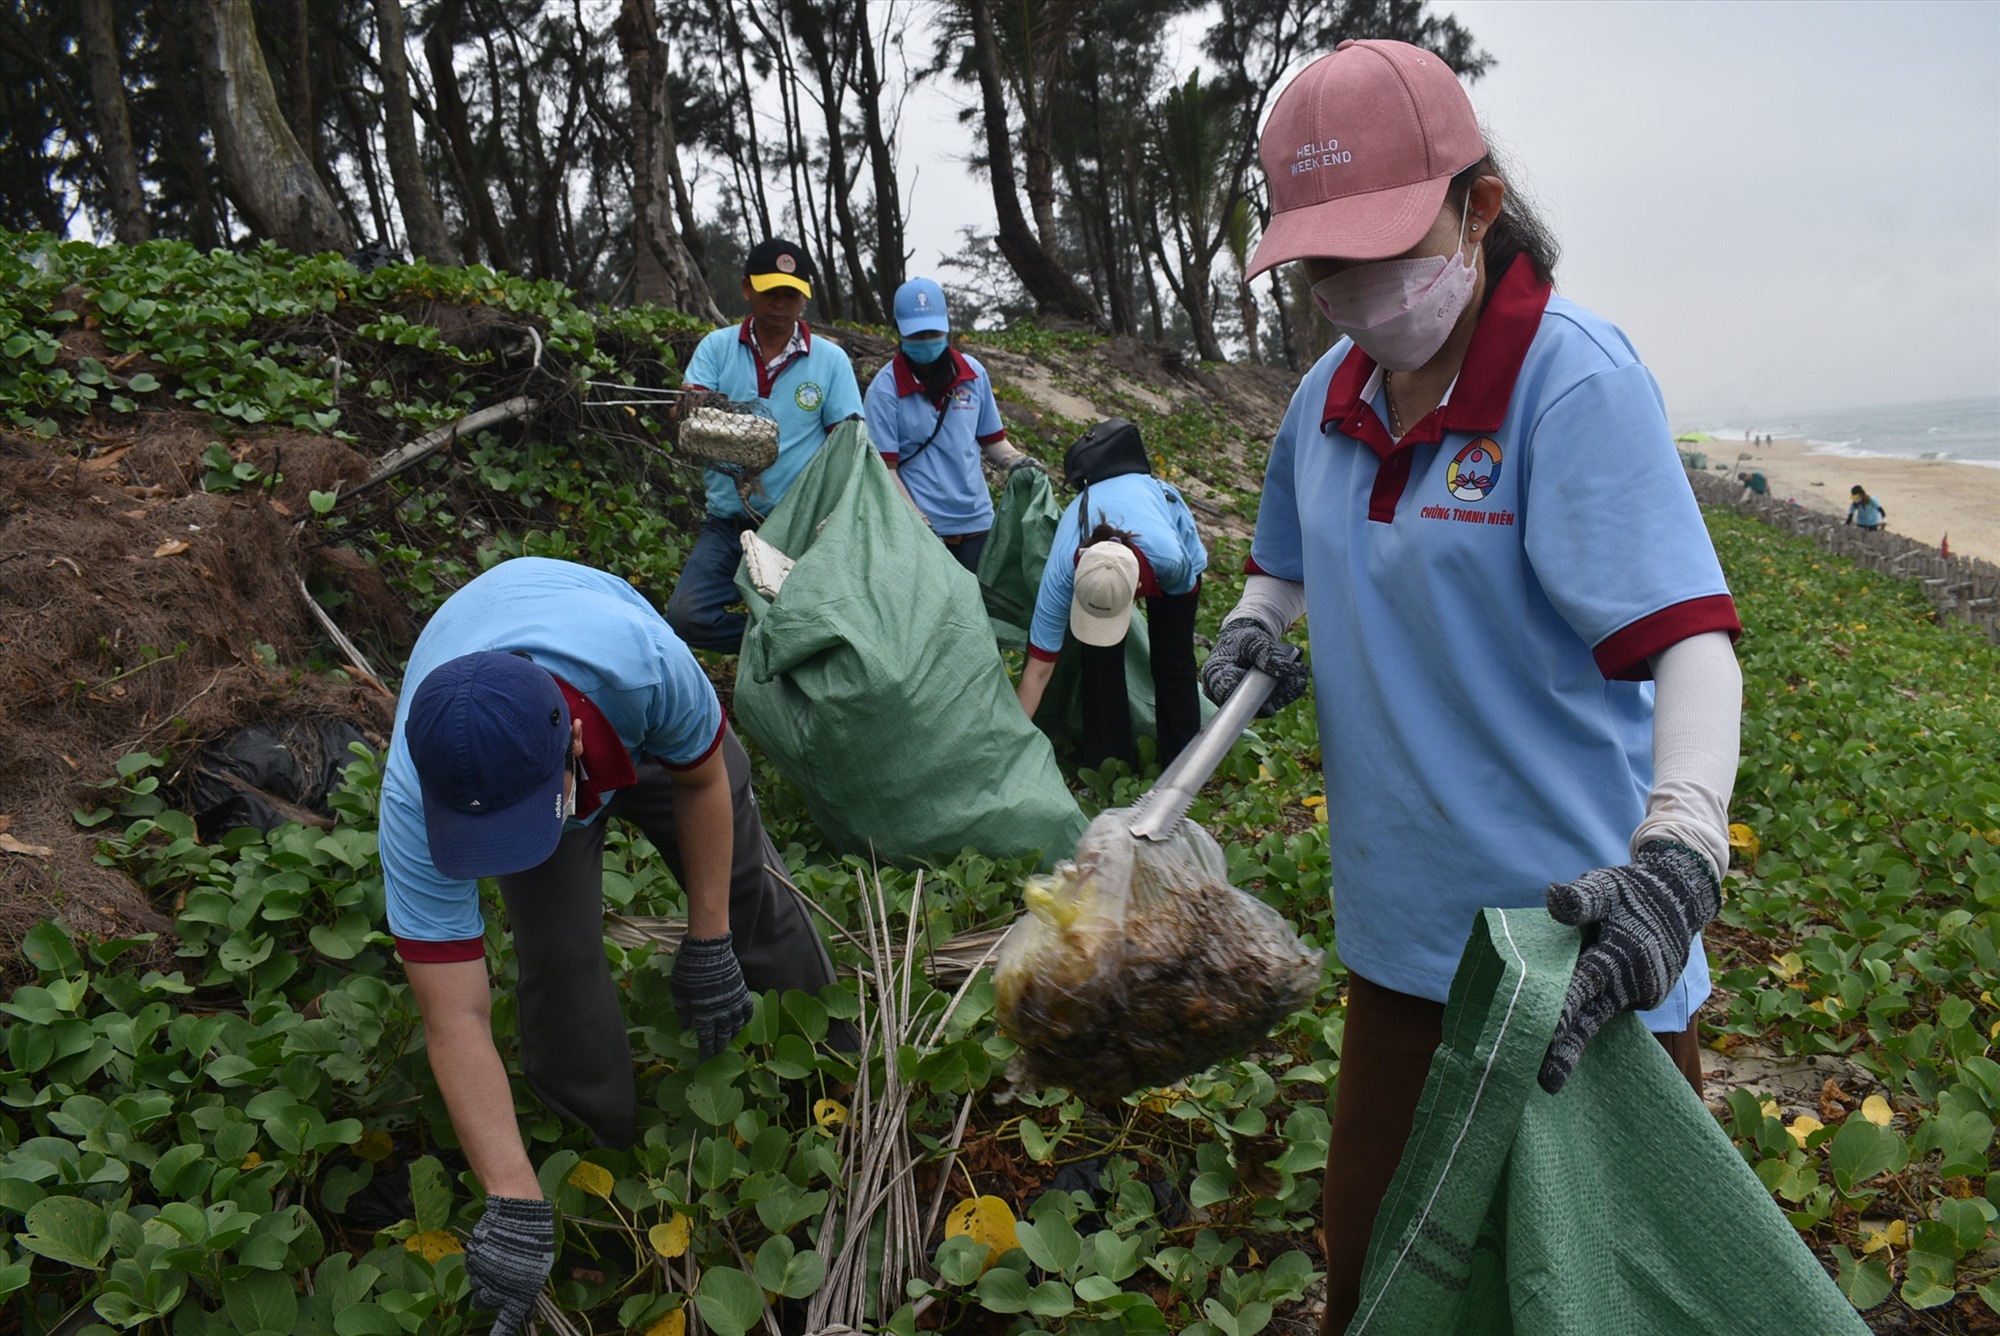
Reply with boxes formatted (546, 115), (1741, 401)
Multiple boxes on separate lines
(1200, 618), (1309, 716)
(463, 1195), (553, 1335)
(1539, 840), (1721, 1095)
(671, 934), (755, 1059)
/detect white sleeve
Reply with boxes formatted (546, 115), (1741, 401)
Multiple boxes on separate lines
(980, 435), (1024, 468)
(1631, 630), (1741, 882)
(1224, 573), (1308, 639)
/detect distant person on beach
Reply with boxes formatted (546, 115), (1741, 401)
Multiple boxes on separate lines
(864, 276), (1034, 572)
(1738, 470), (1768, 501)
(665, 238), (863, 653)
(1847, 485), (1887, 531)
(1199, 39), (1743, 1331)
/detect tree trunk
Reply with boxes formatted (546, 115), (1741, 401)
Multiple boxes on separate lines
(614, 0), (723, 321)
(853, 5), (903, 311)
(156, 15), (225, 249)
(1268, 269), (1298, 369)
(189, 0), (351, 255)
(281, 0), (311, 153)
(1237, 278), (1261, 365)
(373, 0), (457, 264)
(794, 1), (882, 324)
(424, 0), (514, 270)
(1145, 217), (1223, 362)
(966, 0), (1099, 329)
(713, 0), (774, 241)
(78, 0), (149, 244)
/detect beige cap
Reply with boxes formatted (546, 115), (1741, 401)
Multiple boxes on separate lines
(1070, 543), (1140, 647)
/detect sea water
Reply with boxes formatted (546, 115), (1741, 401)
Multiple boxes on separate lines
(1694, 396), (2000, 471)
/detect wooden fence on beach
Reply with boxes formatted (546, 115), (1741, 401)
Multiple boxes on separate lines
(1686, 469), (2000, 645)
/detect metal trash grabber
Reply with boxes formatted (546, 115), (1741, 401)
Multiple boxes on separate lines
(1122, 643), (1304, 842)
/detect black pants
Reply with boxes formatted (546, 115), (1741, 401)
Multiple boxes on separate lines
(496, 724), (836, 1148)
(1076, 585), (1200, 772)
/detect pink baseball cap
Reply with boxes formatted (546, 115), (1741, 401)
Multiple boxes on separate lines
(1247, 39), (1485, 278)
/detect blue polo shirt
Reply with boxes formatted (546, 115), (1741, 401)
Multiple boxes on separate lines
(1027, 474), (1207, 659)
(1249, 258), (1740, 1028)
(684, 320), (863, 520)
(380, 558), (725, 959)
(864, 348), (1008, 537)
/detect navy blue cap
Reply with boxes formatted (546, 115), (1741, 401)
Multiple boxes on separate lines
(405, 651), (571, 879)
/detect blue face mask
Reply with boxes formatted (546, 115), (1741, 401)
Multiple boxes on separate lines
(901, 335), (948, 364)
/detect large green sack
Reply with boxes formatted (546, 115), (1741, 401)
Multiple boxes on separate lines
(977, 467), (1192, 757)
(1347, 908), (1869, 1336)
(733, 423), (1086, 868)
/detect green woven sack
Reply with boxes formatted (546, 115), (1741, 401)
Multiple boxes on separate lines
(1348, 908), (1869, 1336)
(733, 423), (1086, 868)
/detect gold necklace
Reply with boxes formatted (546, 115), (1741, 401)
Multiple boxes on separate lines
(1384, 369), (1405, 439)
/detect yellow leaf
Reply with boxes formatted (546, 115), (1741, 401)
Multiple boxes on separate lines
(1758, 1098), (1781, 1122)
(153, 539), (191, 557)
(813, 1099), (847, 1136)
(1860, 1095), (1893, 1127)
(1726, 823), (1760, 861)
(568, 1161), (616, 1199)
(354, 1130), (395, 1163)
(648, 1214), (691, 1259)
(1860, 1219), (1907, 1254)
(404, 1229), (463, 1262)
(1767, 952), (1801, 981)
(1786, 1115), (1823, 1146)
(944, 1195), (1018, 1274)
(240, 1151), (262, 1170)
(644, 1311), (687, 1336)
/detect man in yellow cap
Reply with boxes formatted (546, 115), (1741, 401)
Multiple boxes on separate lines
(666, 238), (862, 652)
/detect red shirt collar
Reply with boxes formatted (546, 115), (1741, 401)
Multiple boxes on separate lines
(550, 675), (638, 819)
(1319, 256), (1554, 459)
(890, 346), (975, 399)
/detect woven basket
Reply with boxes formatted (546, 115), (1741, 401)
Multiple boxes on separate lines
(680, 404), (780, 470)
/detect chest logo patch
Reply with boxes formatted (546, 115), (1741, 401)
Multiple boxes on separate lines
(1446, 437), (1502, 502)
(794, 381), (824, 412)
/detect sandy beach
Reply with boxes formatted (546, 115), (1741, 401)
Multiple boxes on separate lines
(1705, 436), (2000, 568)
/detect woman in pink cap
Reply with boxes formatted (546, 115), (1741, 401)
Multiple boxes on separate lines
(1198, 39), (1744, 1329)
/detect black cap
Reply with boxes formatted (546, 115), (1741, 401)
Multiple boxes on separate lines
(744, 239), (814, 296)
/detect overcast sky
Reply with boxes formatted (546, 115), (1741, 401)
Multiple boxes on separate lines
(890, 0), (2000, 422)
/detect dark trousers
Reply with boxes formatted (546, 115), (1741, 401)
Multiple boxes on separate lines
(1320, 972), (1703, 1334)
(939, 529), (989, 573)
(665, 516), (756, 653)
(1076, 585), (1200, 771)
(496, 724), (835, 1148)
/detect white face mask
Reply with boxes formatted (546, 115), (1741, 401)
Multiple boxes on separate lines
(1310, 205), (1479, 371)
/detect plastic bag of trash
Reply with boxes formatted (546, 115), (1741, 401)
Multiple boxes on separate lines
(993, 814), (1323, 1099)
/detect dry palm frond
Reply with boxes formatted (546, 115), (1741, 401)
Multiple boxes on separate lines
(603, 914), (1012, 992)
(799, 867), (1000, 1335)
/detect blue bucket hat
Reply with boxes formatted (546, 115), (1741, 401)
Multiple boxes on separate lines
(405, 651), (572, 879)
(893, 277), (949, 336)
